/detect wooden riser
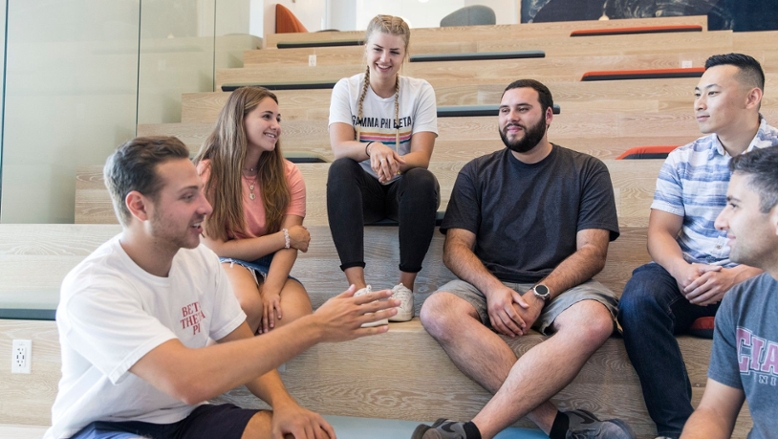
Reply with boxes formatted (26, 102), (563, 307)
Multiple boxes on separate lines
(0, 221), (650, 313)
(76, 159), (664, 228)
(263, 16), (709, 48)
(0, 318), (752, 439)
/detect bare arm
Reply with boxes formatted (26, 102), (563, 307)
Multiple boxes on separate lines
(537, 228), (610, 300)
(680, 379), (744, 439)
(200, 221), (309, 261)
(217, 322), (295, 407)
(442, 228), (528, 337)
(510, 228), (610, 332)
(647, 209), (690, 279)
(397, 131), (435, 172)
(217, 322), (337, 438)
(443, 228), (506, 296)
(259, 214), (307, 333)
(129, 287), (399, 405)
(330, 122), (370, 161)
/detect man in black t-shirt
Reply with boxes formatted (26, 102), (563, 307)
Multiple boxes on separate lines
(412, 80), (635, 439)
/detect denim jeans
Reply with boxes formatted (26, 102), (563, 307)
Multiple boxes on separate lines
(618, 263), (719, 438)
(326, 157), (440, 273)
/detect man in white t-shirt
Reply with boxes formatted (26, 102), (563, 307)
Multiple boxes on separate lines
(45, 136), (398, 439)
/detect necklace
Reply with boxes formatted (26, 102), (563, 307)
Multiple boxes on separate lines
(242, 171), (258, 201)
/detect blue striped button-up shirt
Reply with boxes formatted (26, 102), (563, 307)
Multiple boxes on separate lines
(651, 117), (778, 266)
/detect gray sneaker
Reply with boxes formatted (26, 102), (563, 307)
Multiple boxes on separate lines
(411, 419), (468, 439)
(565, 409), (637, 439)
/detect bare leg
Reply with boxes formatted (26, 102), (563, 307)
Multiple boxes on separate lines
(273, 278), (312, 329)
(241, 411), (294, 439)
(223, 263), (263, 334)
(421, 294), (613, 439)
(344, 266), (367, 290)
(472, 300), (614, 438)
(399, 271), (418, 291)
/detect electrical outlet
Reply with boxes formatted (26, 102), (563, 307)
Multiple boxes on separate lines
(681, 60), (693, 68)
(11, 339), (32, 374)
(308, 54), (317, 66)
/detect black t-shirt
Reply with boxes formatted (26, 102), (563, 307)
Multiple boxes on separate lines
(441, 145), (619, 283)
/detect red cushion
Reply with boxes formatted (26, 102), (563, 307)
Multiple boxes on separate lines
(616, 145), (678, 160)
(570, 25), (703, 37)
(276, 4), (308, 34)
(689, 316), (715, 339)
(581, 67), (705, 81)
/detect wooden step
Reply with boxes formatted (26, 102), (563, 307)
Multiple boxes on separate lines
(0, 317), (752, 439)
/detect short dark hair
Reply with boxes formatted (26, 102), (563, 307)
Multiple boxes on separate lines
(502, 79), (554, 114)
(729, 146), (778, 213)
(705, 53), (765, 91)
(104, 136), (190, 225)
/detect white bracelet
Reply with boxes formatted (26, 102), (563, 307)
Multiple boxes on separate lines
(282, 228), (291, 249)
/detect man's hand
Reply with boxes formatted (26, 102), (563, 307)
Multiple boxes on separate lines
(683, 267), (740, 306)
(674, 263), (721, 292)
(272, 400), (336, 439)
(515, 290), (544, 332)
(485, 285), (530, 337)
(313, 285), (399, 342)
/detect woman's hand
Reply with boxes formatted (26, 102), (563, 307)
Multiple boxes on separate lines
(369, 142), (406, 183)
(258, 287), (282, 334)
(286, 225), (310, 252)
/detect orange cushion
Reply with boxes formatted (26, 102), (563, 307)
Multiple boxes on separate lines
(689, 316), (715, 339)
(276, 4), (308, 34)
(570, 25), (703, 37)
(581, 67), (705, 81)
(616, 145), (678, 160)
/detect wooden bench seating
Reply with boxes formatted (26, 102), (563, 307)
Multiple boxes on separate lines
(75, 158), (663, 227)
(263, 16), (708, 48)
(0, 316), (753, 438)
(133, 109), (743, 162)
(248, 31), (730, 66)
(181, 78), (705, 124)
(216, 53), (721, 89)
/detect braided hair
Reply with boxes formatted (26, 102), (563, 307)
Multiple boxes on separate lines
(356, 15), (410, 151)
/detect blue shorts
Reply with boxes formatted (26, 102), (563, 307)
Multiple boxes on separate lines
(220, 253), (301, 285)
(68, 403), (260, 439)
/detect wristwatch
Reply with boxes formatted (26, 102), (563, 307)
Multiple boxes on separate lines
(533, 284), (551, 301)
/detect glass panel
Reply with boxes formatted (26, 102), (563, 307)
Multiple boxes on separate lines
(1, 1), (140, 223)
(137, 0), (216, 125)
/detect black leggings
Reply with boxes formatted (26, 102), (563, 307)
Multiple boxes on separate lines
(326, 158), (440, 273)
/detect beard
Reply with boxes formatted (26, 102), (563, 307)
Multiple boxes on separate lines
(499, 112), (547, 154)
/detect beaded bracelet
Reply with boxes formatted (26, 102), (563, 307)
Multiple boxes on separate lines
(282, 228), (291, 249)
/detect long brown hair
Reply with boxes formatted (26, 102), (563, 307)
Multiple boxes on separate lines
(194, 87), (290, 241)
(356, 15), (411, 149)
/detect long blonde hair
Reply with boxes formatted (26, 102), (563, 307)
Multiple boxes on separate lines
(356, 15), (411, 149)
(195, 87), (290, 241)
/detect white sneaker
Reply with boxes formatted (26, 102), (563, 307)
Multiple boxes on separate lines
(354, 285), (388, 327)
(389, 283), (413, 322)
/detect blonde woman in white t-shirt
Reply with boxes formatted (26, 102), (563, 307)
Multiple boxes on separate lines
(327, 14), (439, 323)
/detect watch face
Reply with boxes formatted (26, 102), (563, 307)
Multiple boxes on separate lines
(535, 284), (549, 297)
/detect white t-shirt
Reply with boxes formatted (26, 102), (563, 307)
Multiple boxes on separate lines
(45, 235), (246, 439)
(329, 73), (438, 183)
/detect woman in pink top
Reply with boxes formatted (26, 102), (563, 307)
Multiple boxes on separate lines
(194, 86), (312, 335)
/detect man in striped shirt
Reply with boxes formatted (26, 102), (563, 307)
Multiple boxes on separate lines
(618, 53), (778, 439)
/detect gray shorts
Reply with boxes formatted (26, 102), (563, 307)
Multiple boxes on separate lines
(434, 279), (620, 335)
